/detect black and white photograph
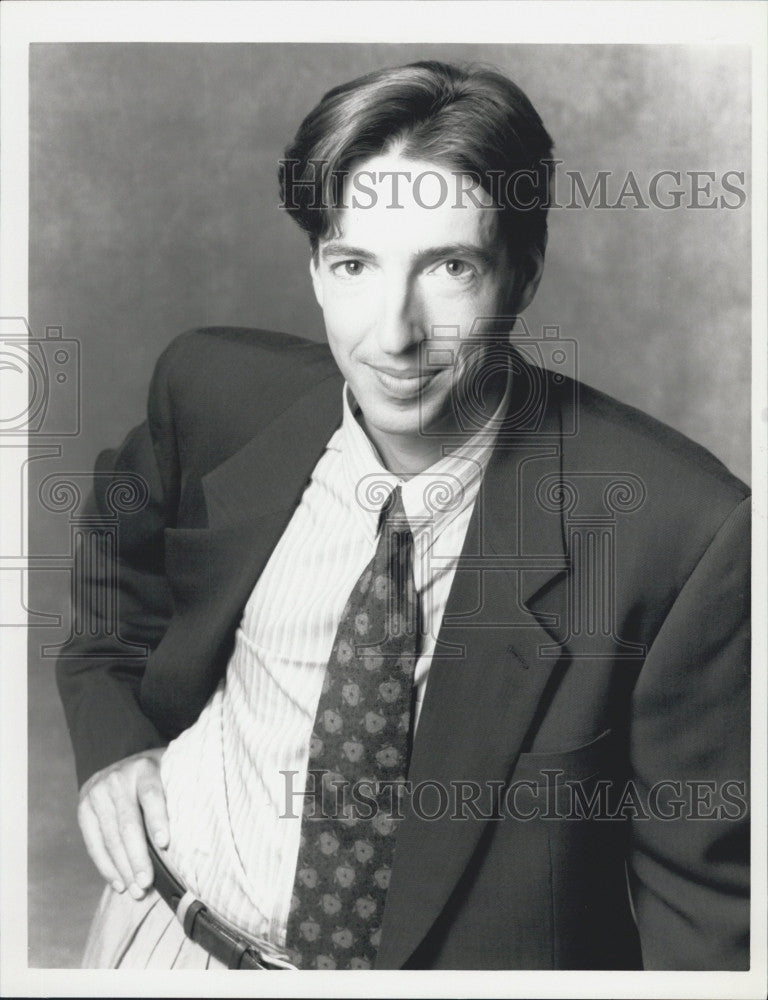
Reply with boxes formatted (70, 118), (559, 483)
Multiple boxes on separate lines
(1, 1), (766, 996)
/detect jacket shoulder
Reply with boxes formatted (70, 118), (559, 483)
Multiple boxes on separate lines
(148, 327), (341, 469)
(564, 376), (748, 502)
(556, 374), (749, 584)
(155, 326), (336, 382)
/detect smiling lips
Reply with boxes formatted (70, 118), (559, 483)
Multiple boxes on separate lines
(369, 365), (441, 399)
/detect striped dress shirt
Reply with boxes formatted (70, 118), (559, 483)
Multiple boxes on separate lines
(159, 379), (509, 956)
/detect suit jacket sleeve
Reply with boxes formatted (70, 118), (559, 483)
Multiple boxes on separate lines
(629, 493), (750, 969)
(56, 338), (182, 788)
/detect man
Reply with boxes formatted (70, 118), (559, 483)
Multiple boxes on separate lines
(58, 61), (750, 970)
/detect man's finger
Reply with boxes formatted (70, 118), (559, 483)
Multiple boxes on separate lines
(78, 801), (126, 892)
(112, 792), (153, 895)
(98, 811), (139, 895)
(137, 771), (170, 849)
(90, 782), (143, 896)
(117, 808), (154, 891)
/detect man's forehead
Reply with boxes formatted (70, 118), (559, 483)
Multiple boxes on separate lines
(327, 154), (504, 257)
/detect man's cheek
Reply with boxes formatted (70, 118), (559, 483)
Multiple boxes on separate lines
(425, 303), (487, 340)
(327, 307), (370, 346)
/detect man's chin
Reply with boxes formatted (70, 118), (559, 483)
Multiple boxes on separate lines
(365, 413), (426, 443)
(364, 401), (456, 444)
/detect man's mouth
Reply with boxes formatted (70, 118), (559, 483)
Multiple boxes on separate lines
(369, 366), (439, 399)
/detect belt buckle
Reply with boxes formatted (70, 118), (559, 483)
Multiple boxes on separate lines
(175, 888), (296, 970)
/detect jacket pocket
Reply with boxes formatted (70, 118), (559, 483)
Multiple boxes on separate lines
(511, 728), (615, 786)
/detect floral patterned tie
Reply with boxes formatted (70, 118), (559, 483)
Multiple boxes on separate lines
(284, 486), (419, 969)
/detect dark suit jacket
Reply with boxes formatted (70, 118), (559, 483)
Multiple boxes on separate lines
(57, 327), (750, 971)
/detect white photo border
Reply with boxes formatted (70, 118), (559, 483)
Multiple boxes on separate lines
(1, 2), (765, 998)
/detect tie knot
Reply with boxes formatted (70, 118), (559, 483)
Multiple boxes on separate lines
(379, 485), (409, 535)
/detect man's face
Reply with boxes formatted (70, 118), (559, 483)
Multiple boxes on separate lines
(310, 153), (542, 464)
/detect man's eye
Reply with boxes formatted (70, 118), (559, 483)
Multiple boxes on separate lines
(442, 259), (473, 278)
(332, 260), (366, 277)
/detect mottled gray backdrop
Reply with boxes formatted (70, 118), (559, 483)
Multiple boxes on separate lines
(27, 43), (750, 966)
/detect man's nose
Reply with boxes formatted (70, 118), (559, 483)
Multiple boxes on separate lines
(375, 276), (425, 356)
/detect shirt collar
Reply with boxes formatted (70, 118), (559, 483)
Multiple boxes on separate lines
(339, 368), (511, 545)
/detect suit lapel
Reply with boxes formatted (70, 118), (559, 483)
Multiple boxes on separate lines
(143, 370), (344, 732)
(197, 366), (346, 617)
(376, 390), (571, 969)
(201, 370), (344, 531)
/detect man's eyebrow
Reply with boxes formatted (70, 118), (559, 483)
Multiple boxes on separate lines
(319, 242), (498, 266)
(320, 243), (377, 263)
(417, 243), (497, 267)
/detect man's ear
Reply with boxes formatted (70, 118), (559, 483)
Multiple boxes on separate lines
(309, 254), (324, 308)
(511, 247), (545, 315)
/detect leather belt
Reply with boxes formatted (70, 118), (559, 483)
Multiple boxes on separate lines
(147, 839), (294, 970)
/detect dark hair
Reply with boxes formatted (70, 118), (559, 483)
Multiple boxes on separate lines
(279, 60), (555, 262)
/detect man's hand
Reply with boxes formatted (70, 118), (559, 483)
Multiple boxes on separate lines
(77, 747), (169, 899)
